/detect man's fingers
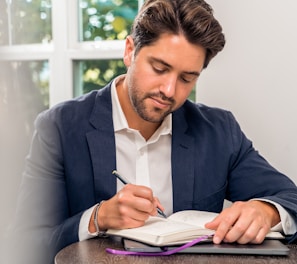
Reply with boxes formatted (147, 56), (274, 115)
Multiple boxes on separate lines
(153, 197), (165, 213)
(223, 218), (257, 244)
(205, 201), (276, 244)
(118, 184), (155, 213)
(214, 217), (237, 244)
(206, 211), (240, 244)
(111, 183), (167, 227)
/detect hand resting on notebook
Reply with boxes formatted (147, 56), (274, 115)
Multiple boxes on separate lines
(205, 200), (280, 245)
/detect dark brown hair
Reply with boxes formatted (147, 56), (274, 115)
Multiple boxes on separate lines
(131, 0), (225, 68)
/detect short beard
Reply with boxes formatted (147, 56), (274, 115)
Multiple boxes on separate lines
(130, 91), (174, 123)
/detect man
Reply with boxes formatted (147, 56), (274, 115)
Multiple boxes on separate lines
(8, 0), (297, 263)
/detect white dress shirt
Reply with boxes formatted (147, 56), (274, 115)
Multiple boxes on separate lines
(78, 76), (296, 241)
(79, 76), (173, 240)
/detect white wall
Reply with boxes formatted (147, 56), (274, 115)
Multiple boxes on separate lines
(198, 0), (297, 184)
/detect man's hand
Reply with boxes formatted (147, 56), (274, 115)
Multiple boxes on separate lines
(205, 200), (281, 244)
(89, 184), (164, 233)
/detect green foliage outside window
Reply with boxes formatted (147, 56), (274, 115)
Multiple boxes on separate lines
(79, 59), (127, 95)
(78, 0), (138, 95)
(80, 0), (138, 41)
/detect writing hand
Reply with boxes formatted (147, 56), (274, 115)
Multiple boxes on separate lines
(205, 200), (281, 244)
(89, 184), (163, 232)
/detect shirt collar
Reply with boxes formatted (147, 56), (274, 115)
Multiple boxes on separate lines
(111, 75), (172, 137)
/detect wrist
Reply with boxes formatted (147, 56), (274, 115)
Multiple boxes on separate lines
(89, 201), (107, 236)
(254, 200), (281, 227)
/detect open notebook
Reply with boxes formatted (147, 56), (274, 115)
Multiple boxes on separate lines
(107, 210), (285, 247)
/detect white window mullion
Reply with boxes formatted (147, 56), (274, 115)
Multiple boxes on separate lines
(50, 0), (72, 107)
(0, 44), (52, 61)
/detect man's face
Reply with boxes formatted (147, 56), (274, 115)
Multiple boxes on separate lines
(123, 33), (206, 123)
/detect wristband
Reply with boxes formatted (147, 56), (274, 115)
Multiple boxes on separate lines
(94, 200), (107, 237)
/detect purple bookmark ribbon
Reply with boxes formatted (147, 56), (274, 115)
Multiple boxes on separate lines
(106, 235), (212, 256)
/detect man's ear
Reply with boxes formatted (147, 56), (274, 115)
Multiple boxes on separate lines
(123, 36), (135, 67)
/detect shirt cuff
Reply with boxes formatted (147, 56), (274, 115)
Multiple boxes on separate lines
(78, 204), (98, 241)
(254, 199), (297, 235)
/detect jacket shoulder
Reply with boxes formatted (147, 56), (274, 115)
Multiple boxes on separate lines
(181, 100), (235, 125)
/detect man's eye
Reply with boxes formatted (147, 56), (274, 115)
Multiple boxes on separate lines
(153, 67), (166, 74)
(181, 77), (191, 83)
(181, 75), (197, 83)
(181, 76), (193, 83)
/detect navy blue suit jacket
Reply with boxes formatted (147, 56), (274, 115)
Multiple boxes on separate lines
(12, 82), (297, 263)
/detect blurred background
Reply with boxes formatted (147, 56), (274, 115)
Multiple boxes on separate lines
(0, 0), (296, 247)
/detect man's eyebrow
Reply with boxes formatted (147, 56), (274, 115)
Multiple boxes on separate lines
(149, 57), (201, 77)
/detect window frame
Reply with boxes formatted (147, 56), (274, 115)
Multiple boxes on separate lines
(0, 0), (196, 108)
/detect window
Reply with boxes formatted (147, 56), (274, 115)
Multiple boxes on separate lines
(1, 0), (52, 45)
(0, 1), (51, 113)
(1, 0), (196, 110)
(74, 0), (139, 97)
(0, 3), (51, 179)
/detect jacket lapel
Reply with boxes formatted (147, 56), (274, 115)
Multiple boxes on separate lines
(86, 85), (117, 202)
(171, 107), (195, 212)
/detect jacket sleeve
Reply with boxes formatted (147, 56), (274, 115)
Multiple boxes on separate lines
(226, 111), (297, 242)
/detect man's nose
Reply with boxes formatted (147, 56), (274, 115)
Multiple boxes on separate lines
(159, 75), (177, 98)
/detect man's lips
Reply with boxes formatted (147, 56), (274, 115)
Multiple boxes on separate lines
(150, 96), (172, 109)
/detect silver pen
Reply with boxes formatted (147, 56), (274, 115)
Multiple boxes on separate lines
(112, 170), (167, 218)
